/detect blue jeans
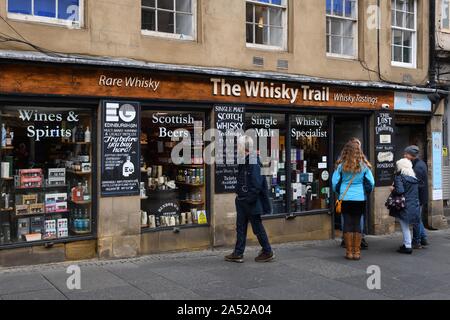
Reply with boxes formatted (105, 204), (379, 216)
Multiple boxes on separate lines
(234, 200), (272, 256)
(412, 206), (427, 245)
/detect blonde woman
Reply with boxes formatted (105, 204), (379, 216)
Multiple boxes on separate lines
(390, 158), (421, 254)
(332, 141), (374, 260)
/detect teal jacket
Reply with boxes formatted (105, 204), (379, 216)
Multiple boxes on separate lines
(332, 164), (375, 201)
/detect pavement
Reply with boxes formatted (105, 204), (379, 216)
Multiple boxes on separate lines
(1, 229), (450, 300)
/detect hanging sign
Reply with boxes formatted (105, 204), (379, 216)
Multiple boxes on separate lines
(101, 101), (141, 197)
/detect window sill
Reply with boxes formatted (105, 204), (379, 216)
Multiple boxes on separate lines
(262, 209), (331, 220)
(0, 234), (95, 251)
(7, 13), (82, 29)
(326, 53), (358, 61)
(246, 43), (287, 53)
(141, 223), (209, 234)
(141, 30), (195, 42)
(391, 61), (417, 69)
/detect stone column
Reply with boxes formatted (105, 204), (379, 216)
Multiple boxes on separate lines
(427, 100), (448, 229)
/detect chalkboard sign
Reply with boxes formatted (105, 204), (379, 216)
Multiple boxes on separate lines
(375, 111), (395, 187)
(214, 105), (245, 194)
(101, 101), (141, 196)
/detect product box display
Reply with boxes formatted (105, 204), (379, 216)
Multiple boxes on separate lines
(47, 168), (66, 186)
(30, 216), (44, 234)
(18, 169), (43, 188)
(45, 193), (68, 213)
(17, 217), (30, 240)
(43, 219), (57, 240)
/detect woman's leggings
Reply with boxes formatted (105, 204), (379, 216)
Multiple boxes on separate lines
(343, 212), (363, 233)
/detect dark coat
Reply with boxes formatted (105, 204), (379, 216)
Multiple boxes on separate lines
(412, 158), (428, 206)
(235, 156), (272, 215)
(391, 174), (421, 224)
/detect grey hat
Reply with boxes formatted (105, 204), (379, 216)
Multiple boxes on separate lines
(404, 145), (420, 157)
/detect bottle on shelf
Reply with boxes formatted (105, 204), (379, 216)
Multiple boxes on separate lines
(82, 180), (90, 201)
(84, 126), (91, 143)
(71, 126), (77, 143)
(5, 127), (12, 146)
(71, 182), (84, 202)
(1, 123), (6, 147)
(83, 209), (90, 232)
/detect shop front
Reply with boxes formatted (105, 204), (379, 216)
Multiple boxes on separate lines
(2, 58), (445, 265)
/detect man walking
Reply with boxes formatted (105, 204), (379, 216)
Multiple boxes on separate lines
(404, 145), (429, 249)
(225, 136), (275, 263)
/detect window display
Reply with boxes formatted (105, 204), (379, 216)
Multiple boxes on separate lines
(245, 113), (287, 215)
(140, 111), (207, 230)
(0, 107), (94, 245)
(290, 115), (330, 213)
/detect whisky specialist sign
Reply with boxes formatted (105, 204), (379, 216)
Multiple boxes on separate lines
(101, 101), (141, 197)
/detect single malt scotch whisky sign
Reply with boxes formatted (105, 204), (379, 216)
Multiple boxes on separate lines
(101, 101), (141, 197)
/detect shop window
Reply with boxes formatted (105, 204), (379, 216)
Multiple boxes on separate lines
(326, 0), (358, 58)
(391, 0), (417, 68)
(140, 110), (207, 230)
(246, 0), (287, 50)
(7, 0), (82, 27)
(442, 0), (450, 31)
(290, 115), (330, 213)
(245, 113), (287, 215)
(141, 0), (196, 40)
(0, 107), (94, 245)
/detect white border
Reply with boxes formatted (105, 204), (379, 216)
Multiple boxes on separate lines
(390, 0), (417, 69)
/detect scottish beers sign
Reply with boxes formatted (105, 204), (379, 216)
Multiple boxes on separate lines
(101, 101), (141, 196)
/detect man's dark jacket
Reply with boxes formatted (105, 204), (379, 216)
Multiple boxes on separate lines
(412, 158), (428, 206)
(235, 155), (272, 215)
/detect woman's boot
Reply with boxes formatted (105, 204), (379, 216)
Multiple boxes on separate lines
(344, 233), (354, 260)
(353, 233), (362, 260)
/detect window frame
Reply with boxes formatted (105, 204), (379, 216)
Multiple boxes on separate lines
(141, 0), (197, 42)
(245, 0), (288, 51)
(6, 0), (84, 29)
(391, 0), (417, 69)
(441, 0), (450, 32)
(325, 0), (359, 60)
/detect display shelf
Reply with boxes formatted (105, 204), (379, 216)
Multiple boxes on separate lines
(180, 200), (204, 205)
(62, 141), (91, 145)
(0, 177), (13, 181)
(176, 182), (204, 187)
(69, 200), (91, 205)
(177, 164), (204, 168)
(13, 210), (70, 217)
(70, 229), (91, 235)
(66, 170), (91, 176)
(0, 146), (14, 151)
(0, 207), (13, 212)
(140, 196), (148, 200)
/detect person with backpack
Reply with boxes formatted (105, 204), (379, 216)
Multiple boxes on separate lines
(225, 135), (274, 263)
(388, 158), (421, 254)
(332, 141), (374, 260)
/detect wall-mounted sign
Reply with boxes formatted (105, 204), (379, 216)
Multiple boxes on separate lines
(214, 105), (245, 194)
(394, 92), (432, 112)
(432, 131), (443, 200)
(375, 111), (395, 186)
(101, 101), (141, 197)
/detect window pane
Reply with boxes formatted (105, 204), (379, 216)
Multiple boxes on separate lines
(246, 3), (254, 23)
(326, 34), (330, 52)
(405, 0), (414, 13)
(142, 0), (155, 7)
(326, 0), (332, 15)
(246, 23), (254, 43)
(331, 36), (342, 53)
(142, 8), (156, 30)
(393, 45), (402, 62)
(395, 11), (404, 28)
(176, 13), (193, 36)
(269, 26), (283, 47)
(403, 46), (411, 63)
(443, 0), (450, 29)
(271, 0), (283, 5)
(157, 10), (174, 33)
(58, 0), (79, 20)
(392, 29), (403, 45)
(255, 25), (269, 45)
(290, 115), (330, 213)
(406, 13), (415, 29)
(158, 0), (174, 10)
(269, 7), (282, 27)
(34, 0), (56, 18)
(343, 37), (354, 56)
(333, 0), (343, 16)
(330, 19), (342, 35)
(8, 0), (32, 14)
(255, 5), (269, 27)
(343, 20), (353, 37)
(176, 0), (191, 13)
(344, 0), (356, 18)
(403, 30), (412, 47)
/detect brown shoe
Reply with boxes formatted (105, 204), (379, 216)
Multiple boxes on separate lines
(353, 233), (362, 261)
(255, 251), (275, 262)
(344, 233), (354, 260)
(225, 253), (244, 263)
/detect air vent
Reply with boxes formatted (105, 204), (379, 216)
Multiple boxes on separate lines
(253, 56), (264, 67)
(277, 59), (289, 70)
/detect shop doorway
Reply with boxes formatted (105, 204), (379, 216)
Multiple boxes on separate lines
(333, 116), (369, 236)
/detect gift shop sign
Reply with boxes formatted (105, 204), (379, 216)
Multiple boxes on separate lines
(101, 101), (141, 197)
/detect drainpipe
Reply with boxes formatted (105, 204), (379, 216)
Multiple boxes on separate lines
(430, 0), (437, 87)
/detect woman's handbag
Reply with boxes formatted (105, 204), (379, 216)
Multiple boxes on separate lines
(335, 172), (356, 215)
(385, 193), (406, 212)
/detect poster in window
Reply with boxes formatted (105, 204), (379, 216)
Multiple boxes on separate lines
(214, 105), (245, 194)
(101, 101), (141, 196)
